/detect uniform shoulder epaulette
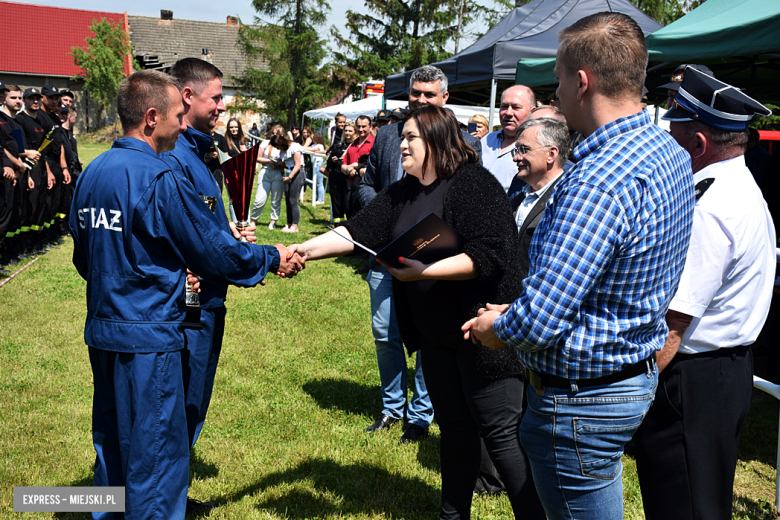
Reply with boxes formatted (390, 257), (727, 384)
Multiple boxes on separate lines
(694, 178), (715, 201)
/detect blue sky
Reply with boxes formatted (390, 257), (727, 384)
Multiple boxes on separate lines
(24, 0), (487, 54)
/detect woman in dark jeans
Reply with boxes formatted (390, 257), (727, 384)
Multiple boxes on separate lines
(278, 135), (304, 233)
(286, 105), (543, 520)
(325, 122), (356, 221)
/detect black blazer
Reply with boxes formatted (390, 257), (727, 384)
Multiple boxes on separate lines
(511, 173), (565, 279)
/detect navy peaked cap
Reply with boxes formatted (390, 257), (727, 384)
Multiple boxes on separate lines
(662, 67), (771, 131)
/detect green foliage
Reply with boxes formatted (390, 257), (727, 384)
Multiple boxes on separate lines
(71, 18), (134, 115)
(751, 104), (780, 131)
(331, 0), (515, 95)
(331, 0), (458, 86)
(235, 0), (349, 128)
(630, 0), (704, 26)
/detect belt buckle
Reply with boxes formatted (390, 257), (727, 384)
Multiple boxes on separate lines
(529, 371), (545, 395)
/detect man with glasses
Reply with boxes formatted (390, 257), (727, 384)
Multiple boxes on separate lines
(510, 118), (569, 278)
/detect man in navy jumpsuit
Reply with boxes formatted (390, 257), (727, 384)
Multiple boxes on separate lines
(160, 59), (261, 511)
(69, 70), (302, 520)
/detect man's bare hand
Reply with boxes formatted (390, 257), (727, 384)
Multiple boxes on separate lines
(462, 306), (508, 350)
(3, 166), (14, 181)
(63, 170), (71, 184)
(186, 269), (201, 293)
(47, 172), (55, 189)
(27, 175), (34, 191)
(23, 150), (41, 162)
(229, 221), (257, 243)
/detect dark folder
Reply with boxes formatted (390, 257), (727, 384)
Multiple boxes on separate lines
(376, 213), (467, 268)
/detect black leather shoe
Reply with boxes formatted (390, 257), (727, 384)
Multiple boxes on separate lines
(186, 496), (216, 514)
(399, 424), (429, 444)
(364, 413), (399, 433)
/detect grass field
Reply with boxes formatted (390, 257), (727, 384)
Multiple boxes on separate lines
(0, 142), (778, 519)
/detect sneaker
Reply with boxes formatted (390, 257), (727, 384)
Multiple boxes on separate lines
(268, 221), (276, 230)
(281, 225), (290, 232)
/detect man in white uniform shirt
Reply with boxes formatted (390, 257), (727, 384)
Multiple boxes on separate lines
(482, 85), (536, 191)
(633, 67), (775, 520)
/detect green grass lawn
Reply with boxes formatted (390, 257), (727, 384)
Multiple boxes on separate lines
(0, 143), (778, 519)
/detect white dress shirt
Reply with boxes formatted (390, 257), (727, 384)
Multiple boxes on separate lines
(670, 155), (776, 354)
(481, 130), (518, 192)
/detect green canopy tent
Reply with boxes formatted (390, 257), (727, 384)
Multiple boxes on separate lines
(515, 0), (780, 105)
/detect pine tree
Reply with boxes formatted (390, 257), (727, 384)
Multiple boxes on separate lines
(236, 0), (348, 127)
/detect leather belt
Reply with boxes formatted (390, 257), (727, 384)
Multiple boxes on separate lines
(528, 352), (656, 393)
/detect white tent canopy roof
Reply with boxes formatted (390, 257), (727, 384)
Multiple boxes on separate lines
(303, 97), (492, 125)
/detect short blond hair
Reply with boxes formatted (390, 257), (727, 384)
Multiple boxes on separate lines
(558, 12), (647, 101)
(469, 114), (489, 128)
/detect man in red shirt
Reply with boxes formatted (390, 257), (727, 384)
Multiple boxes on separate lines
(341, 115), (374, 217)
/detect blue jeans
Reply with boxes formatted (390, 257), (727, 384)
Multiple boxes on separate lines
(367, 266), (433, 427)
(519, 360), (657, 520)
(314, 158), (325, 202)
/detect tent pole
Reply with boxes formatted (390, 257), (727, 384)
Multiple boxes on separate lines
(654, 105), (660, 125)
(488, 79), (498, 130)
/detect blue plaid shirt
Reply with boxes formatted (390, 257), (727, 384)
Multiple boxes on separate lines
(494, 110), (694, 379)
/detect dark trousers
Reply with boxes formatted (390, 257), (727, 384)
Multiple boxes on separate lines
(421, 340), (544, 520)
(634, 345), (753, 520)
(182, 305), (225, 449)
(0, 178), (13, 240)
(283, 171), (305, 226)
(329, 170), (348, 220)
(27, 165), (45, 229)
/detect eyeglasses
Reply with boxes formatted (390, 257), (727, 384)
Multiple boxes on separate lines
(513, 144), (551, 156)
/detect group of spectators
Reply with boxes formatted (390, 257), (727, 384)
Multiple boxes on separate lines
(0, 83), (81, 273)
(286, 12), (777, 520)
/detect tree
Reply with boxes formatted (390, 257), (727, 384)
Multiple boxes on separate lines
(236, 0), (349, 128)
(331, 0), (459, 85)
(331, 0), (511, 92)
(631, 0), (704, 26)
(71, 18), (134, 122)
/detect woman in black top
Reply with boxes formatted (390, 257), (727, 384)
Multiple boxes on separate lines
(225, 117), (248, 157)
(287, 105), (543, 520)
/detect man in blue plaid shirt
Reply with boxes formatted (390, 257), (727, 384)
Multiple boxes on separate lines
(464, 12), (694, 520)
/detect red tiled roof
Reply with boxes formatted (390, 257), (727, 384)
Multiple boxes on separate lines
(0, 1), (131, 77)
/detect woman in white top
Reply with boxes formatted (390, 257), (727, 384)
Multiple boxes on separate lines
(280, 135), (304, 232)
(251, 125), (286, 229)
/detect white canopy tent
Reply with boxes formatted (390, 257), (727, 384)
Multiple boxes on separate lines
(303, 97), (492, 126)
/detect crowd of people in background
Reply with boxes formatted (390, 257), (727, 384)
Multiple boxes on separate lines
(0, 83), (82, 274)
